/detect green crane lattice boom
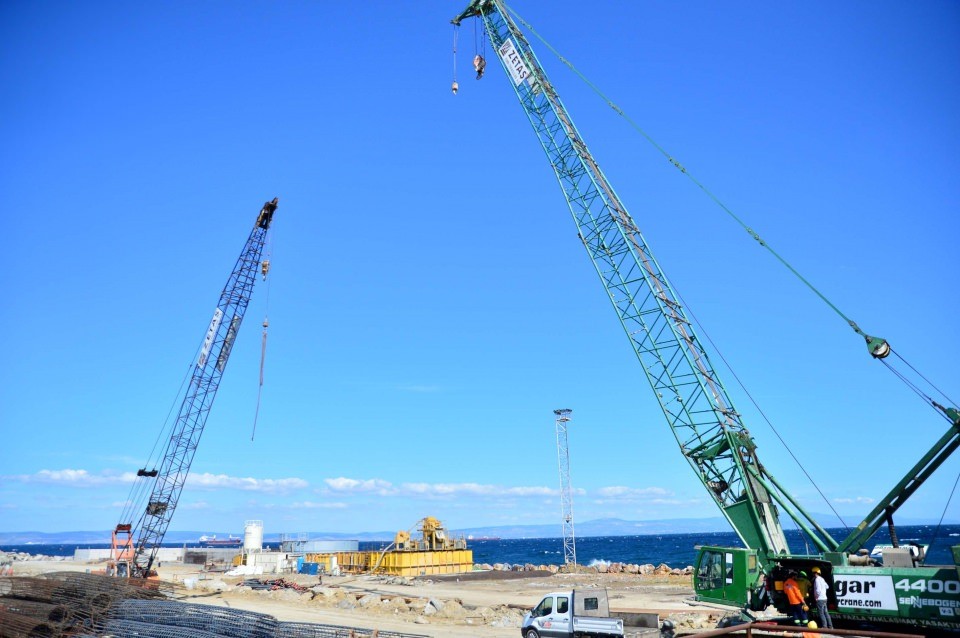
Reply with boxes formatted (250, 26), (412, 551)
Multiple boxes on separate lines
(454, 3), (960, 630)
(450, 0), (824, 564)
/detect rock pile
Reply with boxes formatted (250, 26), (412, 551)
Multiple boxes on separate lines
(473, 562), (694, 576)
(0, 551), (69, 565)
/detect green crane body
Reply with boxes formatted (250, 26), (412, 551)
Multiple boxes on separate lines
(454, 1), (960, 632)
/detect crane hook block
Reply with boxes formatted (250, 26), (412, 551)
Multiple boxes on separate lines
(474, 55), (486, 79)
(452, 80), (459, 95)
(865, 335), (891, 359)
(261, 259), (271, 280)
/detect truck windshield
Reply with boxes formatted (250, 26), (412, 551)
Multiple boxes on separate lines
(535, 596), (554, 617)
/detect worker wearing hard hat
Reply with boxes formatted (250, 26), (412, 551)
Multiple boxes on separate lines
(802, 620), (819, 638)
(783, 571), (808, 625)
(811, 567), (834, 629)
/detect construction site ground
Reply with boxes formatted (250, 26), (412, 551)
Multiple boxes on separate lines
(13, 558), (726, 637)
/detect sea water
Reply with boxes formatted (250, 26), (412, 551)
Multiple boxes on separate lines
(3, 524), (957, 568)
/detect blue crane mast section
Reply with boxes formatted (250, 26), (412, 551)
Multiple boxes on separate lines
(115, 198), (277, 578)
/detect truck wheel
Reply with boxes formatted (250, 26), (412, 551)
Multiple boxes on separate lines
(523, 630), (540, 638)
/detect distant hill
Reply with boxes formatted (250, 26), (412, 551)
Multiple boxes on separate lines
(451, 516), (731, 540)
(2, 514), (954, 545)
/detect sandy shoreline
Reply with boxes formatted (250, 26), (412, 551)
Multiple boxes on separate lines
(7, 557), (727, 636)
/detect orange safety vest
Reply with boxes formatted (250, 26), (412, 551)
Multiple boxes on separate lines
(784, 578), (804, 605)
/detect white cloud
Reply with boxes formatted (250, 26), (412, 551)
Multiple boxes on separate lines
(6, 469), (135, 487)
(187, 473), (309, 493)
(4, 468), (309, 494)
(324, 477), (395, 494)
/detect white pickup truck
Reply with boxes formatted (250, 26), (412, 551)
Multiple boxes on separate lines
(520, 589), (660, 638)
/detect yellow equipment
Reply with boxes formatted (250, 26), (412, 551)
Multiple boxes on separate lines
(305, 515), (473, 576)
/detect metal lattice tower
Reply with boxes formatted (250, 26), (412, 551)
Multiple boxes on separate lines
(554, 408), (576, 566)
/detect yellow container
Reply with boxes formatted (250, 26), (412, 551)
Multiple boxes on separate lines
(302, 549), (473, 576)
(375, 549), (473, 576)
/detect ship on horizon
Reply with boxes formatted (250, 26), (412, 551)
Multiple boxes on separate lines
(198, 534), (242, 548)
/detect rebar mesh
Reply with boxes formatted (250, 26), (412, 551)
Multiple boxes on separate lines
(0, 578), (62, 604)
(104, 599), (278, 638)
(275, 622), (429, 638)
(0, 609), (59, 638)
(0, 573), (430, 638)
(39, 572), (172, 601)
(0, 599), (70, 623)
(0, 573), (171, 637)
(100, 619), (223, 638)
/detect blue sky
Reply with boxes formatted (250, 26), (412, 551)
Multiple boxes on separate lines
(2, 0), (958, 541)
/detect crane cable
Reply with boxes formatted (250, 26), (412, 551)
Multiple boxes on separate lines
(489, 0), (847, 530)
(673, 285), (852, 533)
(474, 15), (487, 79)
(119, 350), (204, 527)
(485, 1), (855, 528)
(495, 1), (958, 528)
(501, 1), (955, 422)
(924, 468), (960, 566)
(250, 318), (267, 442)
(250, 226), (275, 441)
(881, 352), (958, 424)
(451, 26), (460, 95)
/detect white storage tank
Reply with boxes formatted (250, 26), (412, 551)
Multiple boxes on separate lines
(244, 520), (264, 552)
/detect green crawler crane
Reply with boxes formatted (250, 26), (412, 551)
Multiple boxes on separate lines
(452, 1), (960, 633)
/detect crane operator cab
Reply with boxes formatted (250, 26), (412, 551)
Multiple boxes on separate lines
(695, 546), (764, 610)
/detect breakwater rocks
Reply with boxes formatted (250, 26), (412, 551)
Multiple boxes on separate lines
(0, 552), (67, 563)
(475, 562), (694, 576)
(0, 552), (68, 575)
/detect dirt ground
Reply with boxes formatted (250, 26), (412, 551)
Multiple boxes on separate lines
(13, 559), (730, 637)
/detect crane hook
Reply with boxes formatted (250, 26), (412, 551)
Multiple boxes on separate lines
(473, 55), (486, 80)
(261, 259), (270, 281)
